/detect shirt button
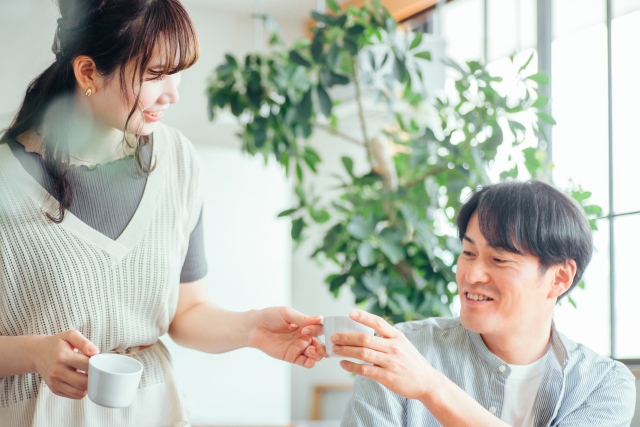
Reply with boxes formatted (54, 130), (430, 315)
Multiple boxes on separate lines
(489, 406), (497, 414)
(498, 365), (506, 372)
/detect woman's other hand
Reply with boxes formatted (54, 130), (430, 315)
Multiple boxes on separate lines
(33, 330), (100, 399)
(248, 307), (328, 368)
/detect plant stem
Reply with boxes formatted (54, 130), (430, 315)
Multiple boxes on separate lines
(313, 122), (366, 147)
(352, 56), (374, 162)
(401, 166), (447, 188)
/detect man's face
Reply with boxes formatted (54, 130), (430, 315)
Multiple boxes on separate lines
(456, 212), (560, 335)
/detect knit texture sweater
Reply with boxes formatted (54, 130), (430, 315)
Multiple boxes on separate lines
(0, 123), (202, 427)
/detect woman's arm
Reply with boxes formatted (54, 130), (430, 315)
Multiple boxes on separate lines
(168, 278), (328, 367)
(0, 336), (40, 377)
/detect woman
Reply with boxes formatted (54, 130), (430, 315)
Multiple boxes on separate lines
(0, 1), (327, 426)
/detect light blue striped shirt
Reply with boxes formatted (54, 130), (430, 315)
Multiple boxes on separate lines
(341, 317), (636, 427)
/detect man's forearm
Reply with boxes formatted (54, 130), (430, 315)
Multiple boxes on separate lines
(168, 302), (257, 353)
(419, 369), (511, 427)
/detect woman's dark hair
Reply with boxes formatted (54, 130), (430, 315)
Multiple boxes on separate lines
(456, 180), (594, 299)
(1, 0), (199, 222)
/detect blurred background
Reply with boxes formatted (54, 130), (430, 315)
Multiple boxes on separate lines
(1, 0), (638, 426)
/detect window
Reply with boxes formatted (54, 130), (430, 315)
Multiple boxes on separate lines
(406, 0), (640, 361)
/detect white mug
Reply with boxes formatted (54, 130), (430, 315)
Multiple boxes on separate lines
(321, 315), (375, 361)
(88, 354), (143, 408)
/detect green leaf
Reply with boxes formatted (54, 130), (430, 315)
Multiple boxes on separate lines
(357, 242), (376, 267)
(316, 83), (332, 117)
(537, 112), (557, 125)
(327, 273), (349, 294)
(224, 54), (239, 69)
(347, 24), (366, 36)
(291, 217), (305, 240)
(532, 95), (549, 109)
(326, 43), (341, 69)
(344, 37), (358, 56)
(311, 33), (324, 63)
(295, 89), (313, 122)
(341, 156), (354, 176)
(326, 0), (340, 13)
(393, 54), (407, 82)
(329, 71), (350, 86)
(379, 231), (404, 264)
(310, 207), (331, 223)
(277, 208), (298, 217)
(303, 147), (322, 172)
(289, 50), (311, 67)
(583, 204), (603, 216)
(311, 11), (336, 26)
(522, 147), (542, 175)
(362, 271), (385, 293)
(518, 52), (534, 72)
(347, 215), (374, 240)
(413, 51), (431, 61)
(527, 72), (550, 85)
(296, 161), (304, 182)
(409, 32), (423, 50)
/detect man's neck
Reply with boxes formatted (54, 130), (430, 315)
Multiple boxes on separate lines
(480, 318), (552, 365)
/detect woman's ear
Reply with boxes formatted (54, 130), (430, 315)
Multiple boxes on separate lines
(73, 55), (101, 94)
(548, 259), (577, 300)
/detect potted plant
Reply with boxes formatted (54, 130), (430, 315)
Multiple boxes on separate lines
(206, 0), (601, 322)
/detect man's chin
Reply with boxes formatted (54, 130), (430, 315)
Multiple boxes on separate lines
(460, 311), (493, 334)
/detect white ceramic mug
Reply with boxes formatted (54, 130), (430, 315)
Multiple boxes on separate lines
(321, 315), (375, 360)
(88, 354), (143, 408)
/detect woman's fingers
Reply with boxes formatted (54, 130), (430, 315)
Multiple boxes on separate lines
(304, 345), (323, 362)
(62, 367), (89, 391)
(311, 337), (329, 358)
(300, 324), (323, 336)
(51, 378), (88, 400)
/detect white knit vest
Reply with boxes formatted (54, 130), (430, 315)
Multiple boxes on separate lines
(0, 123), (203, 427)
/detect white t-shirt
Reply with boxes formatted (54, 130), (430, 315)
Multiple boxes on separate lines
(500, 353), (548, 427)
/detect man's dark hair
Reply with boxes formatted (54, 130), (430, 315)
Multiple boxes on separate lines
(456, 180), (593, 298)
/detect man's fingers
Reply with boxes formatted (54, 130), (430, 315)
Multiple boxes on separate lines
(330, 332), (388, 352)
(349, 310), (398, 338)
(339, 359), (383, 380)
(62, 330), (99, 357)
(333, 344), (384, 366)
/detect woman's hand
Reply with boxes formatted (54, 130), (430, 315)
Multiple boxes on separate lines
(331, 310), (437, 400)
(33, 330), (100, 399)
(248, 307), (328, 368)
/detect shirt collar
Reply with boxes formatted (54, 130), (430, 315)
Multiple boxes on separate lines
(467, 320), (569, 370)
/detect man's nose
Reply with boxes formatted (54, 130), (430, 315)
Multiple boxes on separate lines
(465, 259), (491, 284)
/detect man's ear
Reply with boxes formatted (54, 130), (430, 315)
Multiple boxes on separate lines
(73, 55), (101, 94)
(548, 259), (577, 300)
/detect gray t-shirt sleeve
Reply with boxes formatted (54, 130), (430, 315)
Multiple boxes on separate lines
(180, 206), (208, 283)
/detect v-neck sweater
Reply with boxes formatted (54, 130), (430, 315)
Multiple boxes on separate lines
(0, 122), (202, 426)
(4, 136), (207, 283)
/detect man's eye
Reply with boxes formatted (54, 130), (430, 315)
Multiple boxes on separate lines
(494, 258), (506, 263)
(463, 251), (474, 257)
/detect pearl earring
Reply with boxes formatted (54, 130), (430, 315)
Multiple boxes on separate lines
(85, 88), (92, 97)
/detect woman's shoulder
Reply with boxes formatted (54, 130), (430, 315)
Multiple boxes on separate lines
(153, 123), (199, 165)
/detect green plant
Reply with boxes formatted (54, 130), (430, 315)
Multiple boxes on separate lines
(206, 0), (601, 322)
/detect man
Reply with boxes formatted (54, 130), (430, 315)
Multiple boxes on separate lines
(333, 181), (636, 427)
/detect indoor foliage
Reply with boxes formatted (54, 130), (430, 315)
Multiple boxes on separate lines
(206, 0), (601, 323)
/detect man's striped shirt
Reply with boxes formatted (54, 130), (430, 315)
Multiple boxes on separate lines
(341, 317), (636, 427)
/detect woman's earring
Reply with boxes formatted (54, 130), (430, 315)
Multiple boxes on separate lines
(85, 88), (92, 97)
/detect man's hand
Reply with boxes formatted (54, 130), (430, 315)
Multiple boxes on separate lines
(248, 307), (328, 368)
(331, 309), (437, 400)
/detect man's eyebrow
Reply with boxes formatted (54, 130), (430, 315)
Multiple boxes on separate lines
(463, 235), (475, 245)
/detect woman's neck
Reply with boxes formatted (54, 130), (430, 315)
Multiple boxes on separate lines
(17, 123), (135, 169)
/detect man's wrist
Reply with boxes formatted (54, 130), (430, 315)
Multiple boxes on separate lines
(418, 364), (445, 406)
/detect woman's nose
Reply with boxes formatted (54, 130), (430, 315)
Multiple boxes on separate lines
(161, 73), (180, 105)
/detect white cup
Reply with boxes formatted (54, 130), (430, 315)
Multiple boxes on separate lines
(88, 354), (143, 408)
(322, 315), (375, 361)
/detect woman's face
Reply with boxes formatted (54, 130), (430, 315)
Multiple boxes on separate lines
(89, 54), (181, 136)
